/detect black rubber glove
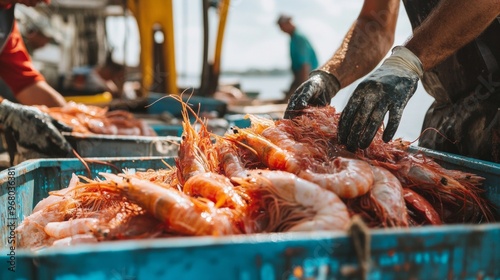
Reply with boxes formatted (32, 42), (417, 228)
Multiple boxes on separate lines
(0, 100), (73, 157)
(284, 70), (341, 119)
(338, 46), (424, 151)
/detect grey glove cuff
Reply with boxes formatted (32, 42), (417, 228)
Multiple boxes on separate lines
(383, 46), (424, 79)
(309, 69), (341, 95)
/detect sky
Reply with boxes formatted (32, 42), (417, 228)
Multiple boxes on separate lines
(107, 0), (415, 75)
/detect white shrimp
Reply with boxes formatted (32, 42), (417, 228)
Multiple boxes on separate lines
(233, 170), (351, 233)
(44, 218), (99, 239)
(369, 166), (408, 227)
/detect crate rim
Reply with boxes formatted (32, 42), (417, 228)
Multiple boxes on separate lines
(4, 222), (500, 257)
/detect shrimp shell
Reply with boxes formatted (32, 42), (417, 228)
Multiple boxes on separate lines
(228, 128), (374, 198)
(183, 172), (247, 210)
(44, 218), (99, 239)
(234, 170), (350, 233)
(369, 166), (408, 227)
(99, 173), (240, 236)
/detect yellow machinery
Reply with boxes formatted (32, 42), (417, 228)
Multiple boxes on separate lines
(128, 0), (231, 97)
(128, 0), (178, 96)
(199, 0), (231, 96)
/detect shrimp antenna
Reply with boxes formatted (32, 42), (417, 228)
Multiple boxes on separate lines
(73, 149), (91, 177)
(412, 127), (458, 145)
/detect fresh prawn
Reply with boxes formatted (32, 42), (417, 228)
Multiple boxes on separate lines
(233, 170), (350, 232)
(366, 166), (408, 227)
(377, 154), (495, 223)
(216, 137), (251, 178)
(403, 188), (442, 226)
(134, 166), (179, 186)
(183, 172), (247, 211)
(175, 95), (218, 183)
(16, 199), (77, 249)
(36, 102), (154, 136)
(44, 218), (99, 239)
(246, 114), (276, 134)
(99, 173), (241, 236)
(227, 128), (374, 198)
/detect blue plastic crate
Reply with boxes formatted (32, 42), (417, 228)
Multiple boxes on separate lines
(150, 124), (184, 137)
(0, 150), (499, 280)
(62, 133), (180, 158)
(225, 113), (282, 129)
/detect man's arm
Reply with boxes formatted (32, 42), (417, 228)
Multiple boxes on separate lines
(284, 0), (400, 118)
(16, 81), (66, 107)
(0, 22), (66, 107)
(405, 0), (500, 70)
(321, 0), (400, 88)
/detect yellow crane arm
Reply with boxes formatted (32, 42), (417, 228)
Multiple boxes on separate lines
(128, 0), (177, 96)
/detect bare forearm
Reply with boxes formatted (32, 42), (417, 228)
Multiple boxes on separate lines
(405, 0), (500, 70)
(15, 81), (66, 107)
(321, 0), (400, 88)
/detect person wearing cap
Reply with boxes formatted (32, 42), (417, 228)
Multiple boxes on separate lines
(277, 14), (319, 100)
(284, 0), (500, 163)
(0, 0), (72, 158)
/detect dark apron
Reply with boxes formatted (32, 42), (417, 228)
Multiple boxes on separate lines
(0, 5), (15, 53)
(403, 0), (500, 162)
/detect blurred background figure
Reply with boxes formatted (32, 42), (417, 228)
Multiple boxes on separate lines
(277, 14), (318, 101)
(63, 52), (126, 98)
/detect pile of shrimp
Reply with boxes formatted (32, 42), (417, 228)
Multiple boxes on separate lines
(16, 101), (497, 250)
(36, 101), (156, 136)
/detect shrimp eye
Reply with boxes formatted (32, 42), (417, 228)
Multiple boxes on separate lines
(230, 127), (239, 134)
(440, 177), (448, 185)
(181, 135), (186, 140)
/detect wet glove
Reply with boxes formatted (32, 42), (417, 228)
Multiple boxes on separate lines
(0, 99), (73, 157)
(338, 46), (424, 151)
(284, 69), (341, 119)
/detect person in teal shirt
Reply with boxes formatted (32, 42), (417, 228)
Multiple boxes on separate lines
(277, 15), (318, 100)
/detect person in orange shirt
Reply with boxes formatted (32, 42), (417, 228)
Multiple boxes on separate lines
(0, 0), (72, 157)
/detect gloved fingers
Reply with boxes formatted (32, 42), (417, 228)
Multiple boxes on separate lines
(44, 122), (74, 157)
(345, 101), (379, 151)
(284, 99), (306, 119)
(52, 119), (73, 133)
(338, 94), (364, 145)
(359, 104), (389, 149)
(284, 84), (315, 119)
(382, 107), (404, 142)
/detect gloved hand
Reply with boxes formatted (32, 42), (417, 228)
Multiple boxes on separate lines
(284, 69), (341, 119)
(338, 46), (424, 151)
(0, 99), (73, 157)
